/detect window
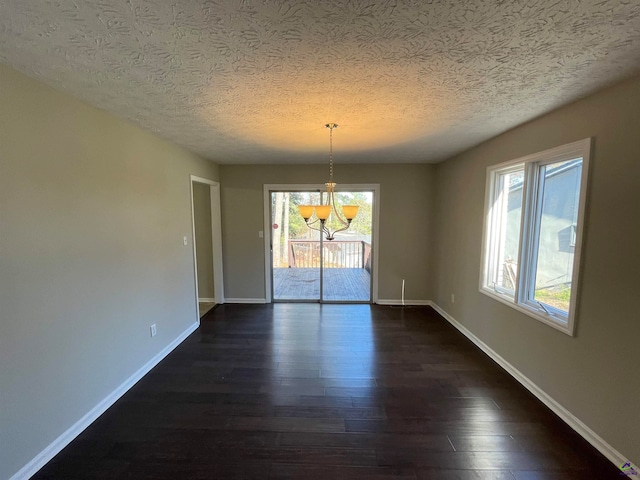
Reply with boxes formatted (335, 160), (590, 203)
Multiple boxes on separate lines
(480, 139), (591, 336)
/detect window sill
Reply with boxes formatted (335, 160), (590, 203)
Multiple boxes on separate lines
(479, 287), (575, 337)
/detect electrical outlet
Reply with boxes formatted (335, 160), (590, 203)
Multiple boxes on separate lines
(150, 324), (157, 337)
(451, 294), (455, 303)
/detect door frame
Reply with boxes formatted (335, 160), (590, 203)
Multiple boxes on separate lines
(263, 183), (380, 303)
(190, 175), (225, 318)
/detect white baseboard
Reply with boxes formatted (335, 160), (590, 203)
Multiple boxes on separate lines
(429, 302), (635, 473)
(198, 297), (215, 303)
(224, 298), (267, 304)
(10, 320), (200, 480)
(376, 299), (431, 306)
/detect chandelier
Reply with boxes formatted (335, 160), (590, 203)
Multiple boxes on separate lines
(298, 123), (359, 241)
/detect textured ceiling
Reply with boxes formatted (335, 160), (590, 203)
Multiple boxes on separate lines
(1, 1), (640, 164)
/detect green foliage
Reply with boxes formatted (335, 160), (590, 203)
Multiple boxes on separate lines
(287, 192), (317, 239)
(535, 284), (571, 312)
(273, 191), (373, 241)
(336, 192), (372, 236)
(270, 191), (318, 240)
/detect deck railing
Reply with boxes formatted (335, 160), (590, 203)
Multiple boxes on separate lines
(288, 240), (371, 272)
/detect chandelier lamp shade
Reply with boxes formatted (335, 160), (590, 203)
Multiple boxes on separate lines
(298, 123), (359, 241)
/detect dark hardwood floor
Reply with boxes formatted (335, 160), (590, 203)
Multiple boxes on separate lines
(34, 304), (620, 479)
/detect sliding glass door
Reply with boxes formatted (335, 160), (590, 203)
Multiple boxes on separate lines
(271, 191), (321, 301)
(270, 189), (373, 303)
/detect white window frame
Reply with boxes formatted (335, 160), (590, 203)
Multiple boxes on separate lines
(479, 138), (591, 336)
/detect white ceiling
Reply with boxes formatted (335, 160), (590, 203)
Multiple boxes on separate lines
(1, 1), (640, 164)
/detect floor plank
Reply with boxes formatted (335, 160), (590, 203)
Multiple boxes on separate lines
(32, 304), (621, 479)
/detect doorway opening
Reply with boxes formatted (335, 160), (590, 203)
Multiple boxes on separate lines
(190, 176), (224, 319)
(264, 184), (379, 303)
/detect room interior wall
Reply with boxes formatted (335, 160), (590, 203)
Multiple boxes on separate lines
(0, 63), (219, 480)
(3, 53), (636, 478)
(219, 163), (435, 302)
(432, 74), (640, 466)
(193, 181), (215, 299)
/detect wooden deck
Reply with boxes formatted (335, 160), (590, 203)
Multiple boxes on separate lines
(273, 267), (370, 301)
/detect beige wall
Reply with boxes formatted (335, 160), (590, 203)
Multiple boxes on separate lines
(219, 164), (435, 301)
(0, 64), (219, 479)
(193, 182), (215, 299)
(432, 75), (640, 465)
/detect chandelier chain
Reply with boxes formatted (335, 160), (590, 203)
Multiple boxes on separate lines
(326, 123), (337, 185)
(297, 122), (357, 241)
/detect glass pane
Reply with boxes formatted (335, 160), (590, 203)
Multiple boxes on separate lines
(532, 159), (582, 313)
(490, 168), (524, 294)
(272, 191), (321, 300)
(322, 191), (372, 302)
